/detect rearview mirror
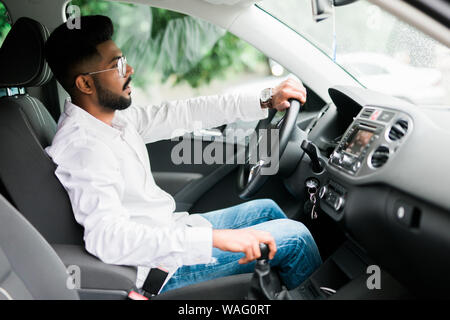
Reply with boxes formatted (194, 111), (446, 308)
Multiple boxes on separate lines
(311, 0), (359, 22)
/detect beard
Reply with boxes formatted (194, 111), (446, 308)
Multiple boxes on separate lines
(93, 77), (132, 111)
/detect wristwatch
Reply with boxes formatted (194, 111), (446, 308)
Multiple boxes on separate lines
(259, 88), (273, 109)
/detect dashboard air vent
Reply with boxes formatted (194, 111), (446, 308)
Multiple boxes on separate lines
(371, 146), (389, 168)
(389, 119), (408, 141)
(360, 108), (375, 119)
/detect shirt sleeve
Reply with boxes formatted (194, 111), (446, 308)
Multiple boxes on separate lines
(118, 92), (268, 144)
(51, 138), (213, 268)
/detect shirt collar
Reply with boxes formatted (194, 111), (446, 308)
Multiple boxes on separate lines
(63, 99), (125, 140)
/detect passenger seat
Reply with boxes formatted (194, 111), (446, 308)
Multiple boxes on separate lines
(0, 17), (83, 245)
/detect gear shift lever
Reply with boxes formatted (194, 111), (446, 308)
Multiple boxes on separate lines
(247, 244), (293, 300)
(247, 243), (273, 300)
(258, 243), (270, 263)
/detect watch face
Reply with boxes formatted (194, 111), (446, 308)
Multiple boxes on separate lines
(261, 88), (271, 102)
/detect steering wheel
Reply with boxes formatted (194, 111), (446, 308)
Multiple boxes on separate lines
(237, 99), (301, 199)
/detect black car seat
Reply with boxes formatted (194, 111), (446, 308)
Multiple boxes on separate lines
(0, 16), (256, 300)
(0, 17), (83, 245)
(0, 193), (79, 300)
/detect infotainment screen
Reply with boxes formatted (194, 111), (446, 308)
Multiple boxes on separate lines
(343, 129), (374, 157)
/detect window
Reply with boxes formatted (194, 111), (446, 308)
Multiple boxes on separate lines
(353, 64), (388, 76)
(0, 1), (11, 47)
(259, 0), (450, 106)
(0, 1), (13, 97)
(343, 63), (388, 77)
(67, 0), (290, 137)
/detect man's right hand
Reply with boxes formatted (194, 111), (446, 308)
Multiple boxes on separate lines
(212, 229), (277, 264)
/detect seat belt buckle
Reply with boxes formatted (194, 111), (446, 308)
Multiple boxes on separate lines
(142, 267), (169, 297)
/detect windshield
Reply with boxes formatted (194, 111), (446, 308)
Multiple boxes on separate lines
(259, 0), (450, 106)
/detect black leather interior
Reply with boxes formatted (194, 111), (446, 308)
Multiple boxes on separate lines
(52, 244), (136, 291)
(0, 96), (84, 244)
(0, 17), (52, 88)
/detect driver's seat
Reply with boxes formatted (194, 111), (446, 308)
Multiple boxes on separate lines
(0, 17), (84, 246)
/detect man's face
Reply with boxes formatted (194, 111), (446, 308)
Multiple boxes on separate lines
(91, 40), (133, 111)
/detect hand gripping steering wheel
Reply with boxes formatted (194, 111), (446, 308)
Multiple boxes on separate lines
(237, 99), (301, 199)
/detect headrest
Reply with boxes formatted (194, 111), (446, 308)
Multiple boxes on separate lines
(0, 17), (52, 88)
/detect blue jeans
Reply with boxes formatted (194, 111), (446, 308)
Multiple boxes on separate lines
(160, 199), (322, 293)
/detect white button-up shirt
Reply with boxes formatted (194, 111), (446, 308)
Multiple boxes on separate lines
(45, 93), (268, 289)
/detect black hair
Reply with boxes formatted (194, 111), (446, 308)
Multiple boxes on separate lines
(44, 15), (114, 93)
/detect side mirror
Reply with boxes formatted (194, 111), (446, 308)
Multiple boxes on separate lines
(311, 0), (359, 22)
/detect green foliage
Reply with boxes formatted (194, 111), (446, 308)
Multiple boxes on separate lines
(70, 0), (267, 89)
(0, 0), (267, 89)
(0, 2), (11, 47)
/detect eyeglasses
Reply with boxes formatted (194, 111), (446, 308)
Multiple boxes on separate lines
(84, 56), (128, 78)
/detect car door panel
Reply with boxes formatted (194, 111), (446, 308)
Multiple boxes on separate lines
(148, 135), (239, 212)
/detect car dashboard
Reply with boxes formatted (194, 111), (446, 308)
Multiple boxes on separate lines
(284, 85), (450, 298)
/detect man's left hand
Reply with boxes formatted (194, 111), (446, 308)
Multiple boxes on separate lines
(271, 78), (307, 111)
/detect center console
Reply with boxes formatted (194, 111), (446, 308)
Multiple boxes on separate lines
(329, 107), (411, 177)
(318, 107), (412, 220)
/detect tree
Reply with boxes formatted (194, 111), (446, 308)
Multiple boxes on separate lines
(70, 0), (267, 89)
(0, 2), (11, 47)
(0, 0), (268, 89)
